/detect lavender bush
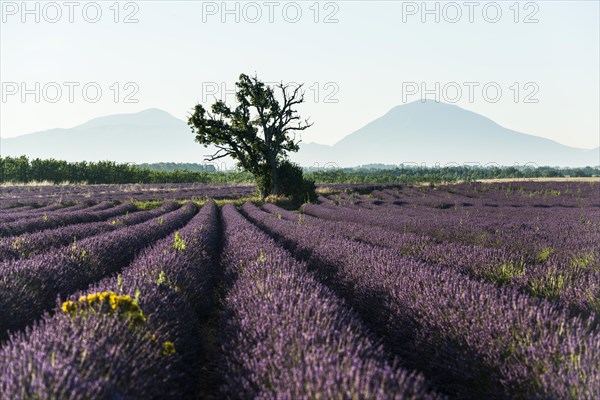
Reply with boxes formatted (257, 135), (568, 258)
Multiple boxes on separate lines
(0, 203), (197, 340)
(219, 204), (440, 399)
(0, 201), (219, 399)
(243, 202), (600, 399)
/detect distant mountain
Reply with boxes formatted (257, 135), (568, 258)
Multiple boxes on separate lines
(0, 109), (230, 165)
(292, 100), (599, 168)
(2, 102), (598, 167)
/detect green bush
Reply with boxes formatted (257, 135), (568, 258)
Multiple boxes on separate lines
(277, 160), (317, 204)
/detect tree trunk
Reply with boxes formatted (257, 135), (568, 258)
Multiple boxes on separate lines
(269, 152), (279, 196)
(259, 186), (267, 199)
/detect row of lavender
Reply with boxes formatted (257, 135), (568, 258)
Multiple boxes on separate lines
(242, 203), (599, 399)
(0, 202), (180, 261)
(0, 183), (255, 208)
(443, 181), (599, 205)
(0, 182), (402, 209)
(0, 201), (139, 237)
(299, 202), (600, 315)
(0, 201), (129, 259)
(0, 201), (112, 224)
(0, 181), (596, 398)
(321, 184), (599, 288)
(218, 204), (439, 398)
(0, 203), (196, 341)
(365, 181), (600, 208)
(1, 202), (442, 399)
(0, 202), (219, 398)
(332, 192), (599, 243)
(0, 201), (96, 220)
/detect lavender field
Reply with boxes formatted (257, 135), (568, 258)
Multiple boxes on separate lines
(0, 181), (598, 399)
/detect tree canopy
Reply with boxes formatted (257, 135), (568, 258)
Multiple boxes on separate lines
(188, 73), (313, 198)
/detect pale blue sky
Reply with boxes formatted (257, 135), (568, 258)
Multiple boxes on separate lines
(1, 0), (598, 149)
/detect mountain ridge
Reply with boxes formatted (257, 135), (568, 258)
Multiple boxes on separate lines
(1, 102), (598, 167)
(295, 100), (598, 167)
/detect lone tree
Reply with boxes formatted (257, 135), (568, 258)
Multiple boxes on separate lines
(188, 73), (315, 200)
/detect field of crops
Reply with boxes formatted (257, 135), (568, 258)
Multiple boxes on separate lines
(0, 180), (598, 399)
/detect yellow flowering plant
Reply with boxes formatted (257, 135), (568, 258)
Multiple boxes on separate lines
(61, 291), (146, 328)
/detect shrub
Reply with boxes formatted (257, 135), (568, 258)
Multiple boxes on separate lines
(277, 160), (317, 204)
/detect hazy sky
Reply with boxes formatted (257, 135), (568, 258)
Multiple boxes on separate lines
(1, 0), (599, 149)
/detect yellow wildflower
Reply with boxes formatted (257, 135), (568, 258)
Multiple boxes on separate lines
(61, 300), (77, 316)
(162, 341), (176, 356)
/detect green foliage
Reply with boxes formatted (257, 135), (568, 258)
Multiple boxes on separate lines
(188, 73), (313, 198)
(305, 166), (600, 184)
(155, 270), (180, 292)
(69, 238), (87, 262)
(570, 252), (595, 272)
(257, 249), (267, 264)
(579, 213), (590, 225)
(1, 156), (598, 185)
(156, 271), (168, 286)
(483, 262), (526, 285)
(528, 274), (565, 301)
(276, 160), (317, 204)
(172, 231), (186, 251)
(536, 247), (553, 264)
(0, 156), (254, 185)
(131, 200), (165, 211)
(137, 162), (216, 172)
(10, 237), (27, 258)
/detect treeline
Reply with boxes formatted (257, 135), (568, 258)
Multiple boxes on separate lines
(1, 156), (597, 185)
(137, 162), (217, 173)
(0, 156), (253, 184)
(307, 165), (599, 184)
